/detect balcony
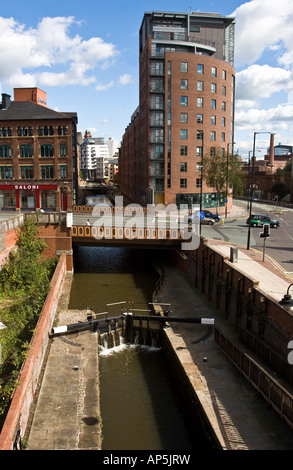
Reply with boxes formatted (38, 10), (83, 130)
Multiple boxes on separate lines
(149, 169), (165, 177)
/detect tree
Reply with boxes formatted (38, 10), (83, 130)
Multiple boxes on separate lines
(202, 147), (243, 210)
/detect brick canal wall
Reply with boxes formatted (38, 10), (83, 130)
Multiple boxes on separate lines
(0, 253), (67, 450)
(0, 215), (24, 270)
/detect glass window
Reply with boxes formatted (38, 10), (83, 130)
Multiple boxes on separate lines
(211, 131), (216, 141)
(222, 101), (226, 111)
(197, 97), (203, 108)
(211, 99), (216, 109)
(212, 67), (217, 77)
(222, 86), (226, 96)
(180, 113), (188, 123)
(181, 62), (188, 73)
(0, 145), (12, 158)
(222, 70), (227, 80)
(180, 178), (187, 188)
(60, 165), (68, 179)
(211, 116), (216, 125)
(211, 83), (217, 93)
(180, 146), (187, 156)
(181, 79), (188, 90)
(41, 166), (54, 179)
(20, 145), (33, 158)
(222, 117), (226, 127)
(196, 178), (202, 188)
(197, 81), (204, 91)
(181, 96), (188, 106)
(20, 166), (34, 179)
(197, 147), (203, 156)
(40, 144), (54, 157)
(221, 132), (225, 142)
(180, 129), (188, 140)
(59, 144), (67, 157)
(197, 130), (203, 140)
(197, 64), (204, 74)
(180, 162), (187, 172)
(197, 114), (203, 124)
(0, 166), (13, 179)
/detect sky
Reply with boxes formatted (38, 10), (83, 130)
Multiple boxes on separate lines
(0, 0), (293, 159)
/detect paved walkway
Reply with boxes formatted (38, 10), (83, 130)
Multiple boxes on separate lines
(154, 244), (293, 450)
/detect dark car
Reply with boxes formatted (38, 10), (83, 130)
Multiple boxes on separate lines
(246, 214), (279, 228)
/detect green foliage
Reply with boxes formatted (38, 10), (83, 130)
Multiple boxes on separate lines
(0, 216), (58, 429)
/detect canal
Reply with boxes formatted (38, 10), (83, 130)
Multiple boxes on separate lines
(68, 245), (211, 450)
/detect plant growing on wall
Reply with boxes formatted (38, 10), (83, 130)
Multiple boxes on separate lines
(0, 215), (58, 429)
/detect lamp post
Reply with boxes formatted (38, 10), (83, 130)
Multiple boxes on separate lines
(247, 132), (272, 250)
(280, 283), (293, 306)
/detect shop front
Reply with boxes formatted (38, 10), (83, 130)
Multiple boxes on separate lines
(0, 184), (59, 211)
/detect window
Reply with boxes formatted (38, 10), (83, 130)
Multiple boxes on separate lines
(222, 117), (226, 127)
(58, 126), (68, 136)
(197, 81), (204, 91)
(41, 165), (54, 179)
(152, 112), (164, 126)
(20, 145), (33, 158)
(180, 146), (187, 156)
(43, 126), (54, 136)
(60, 165), (68, 179)
(0, 166), (13, 179)
(197, 114), (203, 124)
(211, 131), (216, 141)
(222, 101), (226, 111)
(212, 67), (217, 77)
(151, 61), (164, 75)
(181, 96), (188, 107)
(197, 130), (203, 140)
(180, 162), (187, 172)
(20, 166), (34, 179)
(211, 83), (217, 93)
(211, 99), (216, 109)
(180, 113), (188, 123)
(180, 129), (188, 140)
(59, 144), (67, 157)
(181, 62), (188, 73)
(196, 163), (202, 172)
(0, 145), (12, 158)
(210, 147), (216, 157)
(181, 79), (188, 90)
(221, 132), (225, 142)
(151, 129), (164, 143)
(197, 146), (203, 156)
(211, 116), (216, 126)
(222, 70), (227, 80)
(180, 178), (187, 188)
(196, 178), (202, 188)
(152, 145), (164, 159)
(40, 144), (54, 157)
(197, 97), (203, 108)
(39, 126), (44, 136)
(18, 127), (32, 136)
(197, 64), (204, 74)
(151, 95), (164, 109)
(222, 86), (226, 96)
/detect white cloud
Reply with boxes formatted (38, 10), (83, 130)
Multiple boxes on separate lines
(95, 81), (114, 91)
(119, 74), (133, 86)
(0, 16), (118, 88)
(234, 0), (293, 67)
(236, 64), (293, 101)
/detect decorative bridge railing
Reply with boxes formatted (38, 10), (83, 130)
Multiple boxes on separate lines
(71, 225), (189, 241)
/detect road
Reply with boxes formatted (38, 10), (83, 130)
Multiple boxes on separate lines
(201, 200), (293, 279)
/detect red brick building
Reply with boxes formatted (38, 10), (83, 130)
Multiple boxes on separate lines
(119, 11), (236, 209)
(0, 89), (78, 212)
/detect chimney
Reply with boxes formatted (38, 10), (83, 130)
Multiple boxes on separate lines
(269, 133), (275, 166)
(1, 93), (11, 110)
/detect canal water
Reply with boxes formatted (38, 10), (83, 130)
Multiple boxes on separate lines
(68, 194), (211, 450)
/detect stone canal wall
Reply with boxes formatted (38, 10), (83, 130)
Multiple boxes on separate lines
(0, 253), (67, 450)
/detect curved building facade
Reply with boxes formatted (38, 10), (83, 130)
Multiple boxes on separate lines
(119, 11), (236, 209)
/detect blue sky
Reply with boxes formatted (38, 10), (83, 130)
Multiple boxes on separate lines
(1, 0), (293, 158)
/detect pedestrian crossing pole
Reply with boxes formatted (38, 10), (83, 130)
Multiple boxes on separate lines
(260, 224), (270, 262)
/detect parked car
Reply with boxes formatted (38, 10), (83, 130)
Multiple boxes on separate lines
(246, 214), (280, 228)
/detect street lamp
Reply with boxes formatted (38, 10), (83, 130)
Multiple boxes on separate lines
(247, 132), (272, 250)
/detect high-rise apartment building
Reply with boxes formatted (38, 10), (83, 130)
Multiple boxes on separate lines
(80, 134), (119, 181)
(119, 11), (236, 208)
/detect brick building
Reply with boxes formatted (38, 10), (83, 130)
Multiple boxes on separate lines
(119, 11), (236, 208)
(0, 89), (78, 212)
